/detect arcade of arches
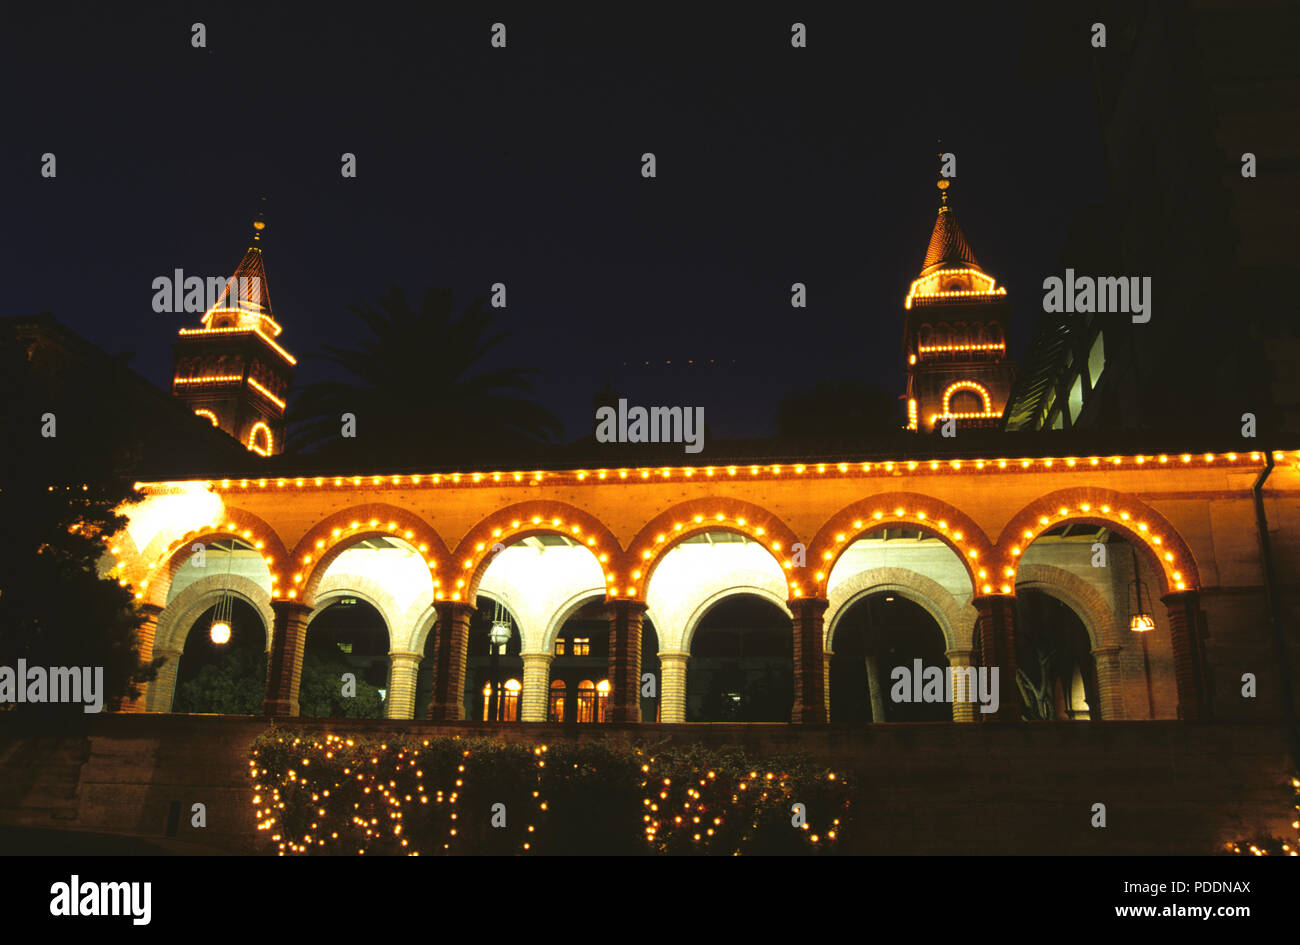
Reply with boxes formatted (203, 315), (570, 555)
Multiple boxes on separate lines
(109, 450), (1299, 725)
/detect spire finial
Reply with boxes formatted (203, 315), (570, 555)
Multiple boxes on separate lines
(251, 195), (267, 246)
(937, 178), (950, 211)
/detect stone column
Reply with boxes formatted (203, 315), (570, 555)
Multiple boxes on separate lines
(121, 603), (164, 713)
(945, 647), (977, 722)
(974, 595), (1020, 721)
(1163, 590), (1209, 721)
(607, 599), (647, 723)
(864, 652), (886, 723)
(658, 651), (689, 723)
(147, 646), (183, 712)
(521, 653), (553, 722)
(1091, 644), (1125, 720)
(386, 651), (423, 720)
(263, 600), (314, 717)
(427, 600), (475, 721)
(791, 598), (829, 724)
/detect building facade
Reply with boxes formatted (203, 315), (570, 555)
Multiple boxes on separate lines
(100, 203), (1298, 744)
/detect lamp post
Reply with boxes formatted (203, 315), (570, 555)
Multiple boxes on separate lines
(1128, 544), (1156, 719)
(488, 602), (511, 722)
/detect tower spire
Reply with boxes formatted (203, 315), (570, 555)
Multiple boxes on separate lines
(919, 180), (981, 278)
(251, 195), (266, 249)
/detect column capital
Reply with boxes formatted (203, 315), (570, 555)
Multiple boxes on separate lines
(270, 599), (314, 618)
(945, 647), (976, 663)
(788, 596), (829, 614)
(388, 650), (424, 663)
(608, 597), (649, 614)
(657, 650), (690, 662)
(1090, 644), (1123, 657)
(971, 593), (1017, 608)
(137, 602), (165, 620)
(521, 652), (554, 664)
(1160, 588), (1199, 606)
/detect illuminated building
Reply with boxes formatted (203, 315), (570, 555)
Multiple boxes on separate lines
(170, 208), (294, 456)
(903, 181), (1013, 433)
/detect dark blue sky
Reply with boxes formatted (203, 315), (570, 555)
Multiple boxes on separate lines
(5, 3), (1105, 441)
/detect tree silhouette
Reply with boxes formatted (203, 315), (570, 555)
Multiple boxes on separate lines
(776, 379), (900, 442)
(0, 326), (162, 715)
(287, 287), (562, 464)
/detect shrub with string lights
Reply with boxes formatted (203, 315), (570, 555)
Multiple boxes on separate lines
(250, 728), (852, 855)
(1225, 775), (1300, 856)
(634, 743), (850, 855)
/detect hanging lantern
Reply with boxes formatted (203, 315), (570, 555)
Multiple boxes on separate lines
(1129, 613), (1155, 633)
(1128, 545), (1155, 633)
(209, 539), (236, 645)
(489, 599), (512, 654)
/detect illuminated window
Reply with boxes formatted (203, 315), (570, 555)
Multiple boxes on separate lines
(247, 422), (273, 456)
(571, 637), (591, 656)
(1088, 331), (1105, 390)
(949, 389), (983, 414)
(577, 679), (597, 722)
(596, 679), (610, 722)
(554, 639), (565, 656)
(548, 679), (565, 722)
(481, 678), (521, 721)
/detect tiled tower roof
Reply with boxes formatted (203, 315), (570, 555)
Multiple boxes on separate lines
(919, 205), (982, 277)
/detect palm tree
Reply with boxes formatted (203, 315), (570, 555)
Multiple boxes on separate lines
(287, 286), (562, 464)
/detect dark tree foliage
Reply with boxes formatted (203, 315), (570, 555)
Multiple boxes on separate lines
(0, 330), (161, 716)
(776, 379), (901, 442)
(297, 648), (385, 719)
(172, 647), (266, 715)
(286, 287), (563, 464)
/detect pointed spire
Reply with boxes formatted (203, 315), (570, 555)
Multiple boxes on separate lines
(202, 197), (276, 328)
(919, 179), (982, 277)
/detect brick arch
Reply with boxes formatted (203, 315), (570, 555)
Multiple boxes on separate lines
(1014, 563), (1119, 650)
(809, 493), (992, 599)
(292, 503), (449, 606)
(542, 588), (611, 654)
(142, 507), (289, 609)
(153, 573), (274, 655)
(452, 501), (622, 604)
(309, 574), (404, 650)
(681, 584), (793, 656)
(408, 601), (442, 657)
(149, 574), (274, 713)
(628, 498), (802, 603)
(994, 487), (1200, 597)
(824, 566), (976, 652)
(942, 380), (992, 414)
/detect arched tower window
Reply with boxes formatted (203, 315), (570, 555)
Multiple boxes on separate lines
(247, 422), (274, 456)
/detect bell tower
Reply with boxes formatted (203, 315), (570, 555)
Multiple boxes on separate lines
(171, 202), (295, 455)
(903, 180), (1013, 433)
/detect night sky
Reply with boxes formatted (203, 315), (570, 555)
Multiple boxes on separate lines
(6, 3), (1105, 443)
